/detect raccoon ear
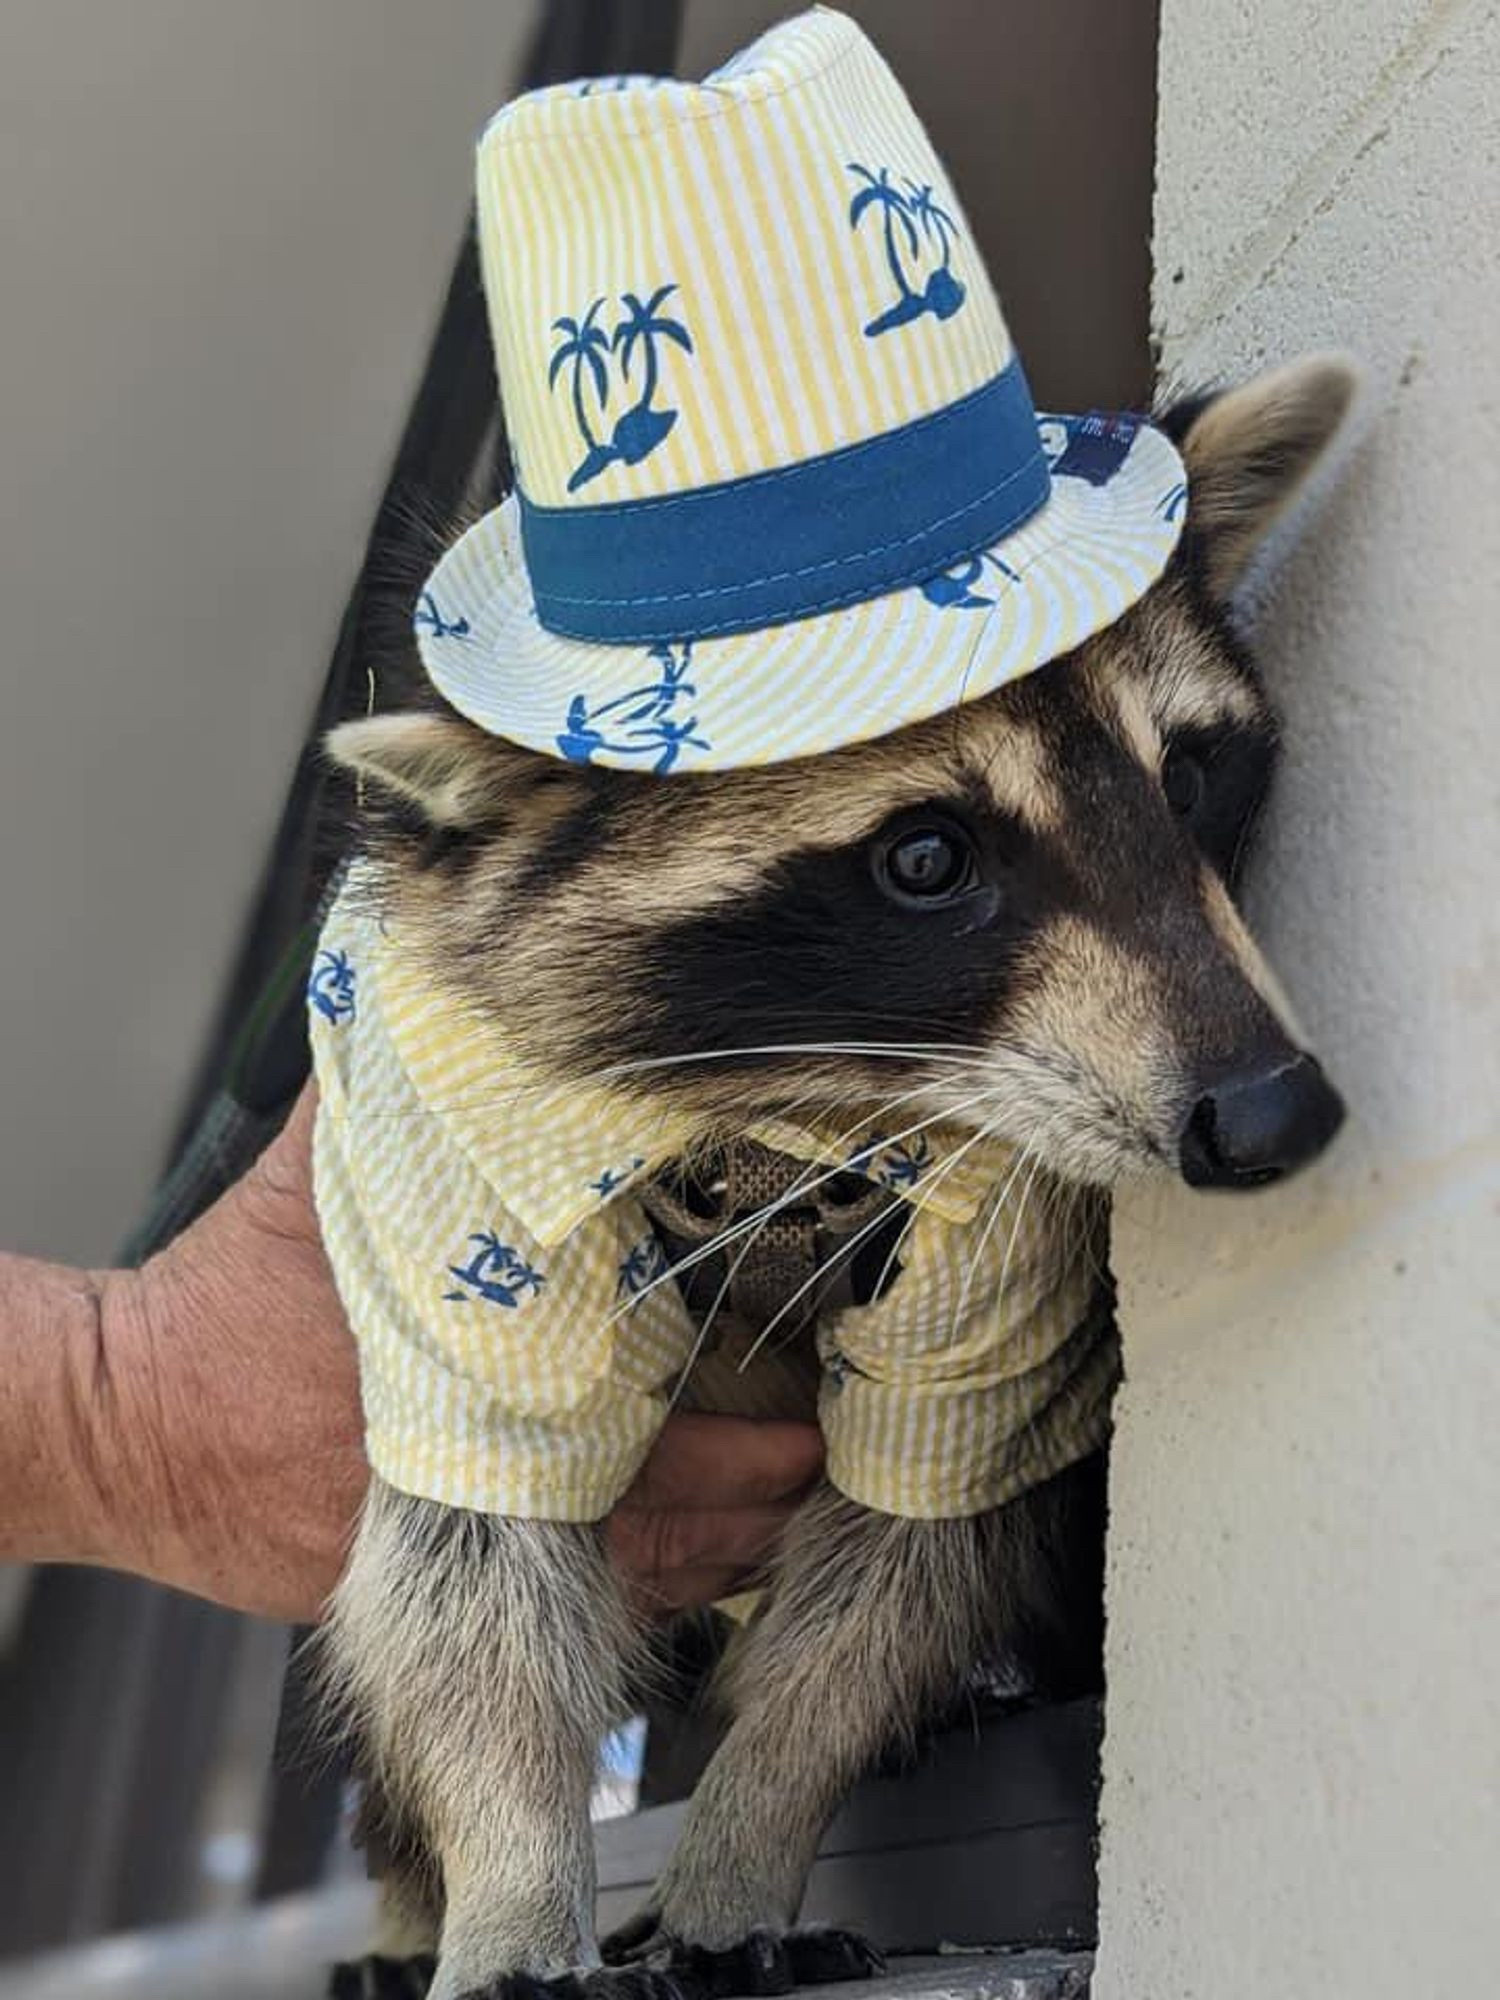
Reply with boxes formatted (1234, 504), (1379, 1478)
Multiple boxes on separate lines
(324, 712), (511, 828)
(1167, 353), (1362, 601)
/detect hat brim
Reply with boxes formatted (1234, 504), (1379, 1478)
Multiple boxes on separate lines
(415, 416), (1187, 773)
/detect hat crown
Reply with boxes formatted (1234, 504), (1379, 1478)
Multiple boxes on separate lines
(478, 7), (1013, 509)
(413, 8), (1186, 774)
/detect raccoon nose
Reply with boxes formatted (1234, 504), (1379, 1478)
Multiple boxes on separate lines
(1179, 1053), (1345, 1189)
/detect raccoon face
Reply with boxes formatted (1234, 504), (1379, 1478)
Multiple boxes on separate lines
(332, 356), (1356, 1193)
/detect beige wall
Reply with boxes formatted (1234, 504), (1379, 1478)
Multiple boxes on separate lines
(0, 1), (534, 1262)
(1097, 2), (1500, 1993)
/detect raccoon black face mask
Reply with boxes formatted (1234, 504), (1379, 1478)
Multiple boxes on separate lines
(331, 361), (1354, 1200)
(311, 352), (1355, 2000)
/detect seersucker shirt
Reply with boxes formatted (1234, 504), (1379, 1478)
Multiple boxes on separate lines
(308, 868), (1119, 1523)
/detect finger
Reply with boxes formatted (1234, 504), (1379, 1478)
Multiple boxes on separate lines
(609, 1500), (795, 1586)
(665, 1498), (798, 1573)
(629, 1414), (824, 1510)
(240, 1083), (320, 1231)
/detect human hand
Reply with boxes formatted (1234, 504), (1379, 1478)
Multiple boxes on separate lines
(605, 1412), (824, 1618)
(22, 1088), (821, 1622)
(95, 1084), (370, 1622)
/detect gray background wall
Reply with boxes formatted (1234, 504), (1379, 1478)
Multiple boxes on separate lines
(0, 0), (536, 1261)
(0, 0), (1157, 1264)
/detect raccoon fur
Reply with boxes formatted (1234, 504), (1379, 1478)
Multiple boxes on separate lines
(316, 356), (1356, 2000)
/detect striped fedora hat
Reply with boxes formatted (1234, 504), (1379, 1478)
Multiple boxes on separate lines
(415, 7), (1188, 774)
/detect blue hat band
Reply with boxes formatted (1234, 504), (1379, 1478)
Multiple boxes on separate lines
(518, 361), (1049, 645)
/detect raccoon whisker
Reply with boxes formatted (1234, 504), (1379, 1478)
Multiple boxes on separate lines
(864, 1110), (1011, 1310)
(756, 1059), (991, 1125)
(736, 1100), (1008, 1378)
(946, 1119), (1063, 1340)
(949, 1158), (1028, 1335)
(602, 1098), (970, 1331)
(744, 1191), (928, 1374)
(948, 1132), (1047, 1355)
(1030, 1167), (1079, 1289)
(1034, 1171), (1085, 1278)
(753, 1073), (888, 1139)
(734, 1200), (900, 1378)
(987, 1041), (1168, 1174)
(611, 1093), (984, 1335)
(673, 1219), (825, 1405)
(1050, 1174), (1107, 1281)
(664, 1079), (954, 1408)
(797, 1110), (1014, 1360)
(590, 1041), (990, 1085)
(337, 1045), (986, 1129)
(995, 1145), (1055, 1321)
(669, 1148), (941, 1411)
(645, 1095), (972, 1340)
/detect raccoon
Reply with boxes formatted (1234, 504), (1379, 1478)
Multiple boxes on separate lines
(316, 355), (1355, 2000)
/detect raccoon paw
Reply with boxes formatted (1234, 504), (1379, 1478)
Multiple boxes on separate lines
(688, 1928), (884, 1997)
(455, 1969), (698, 2000)
(776, 1930), (885, 1990)
(328, 1954), (437, 1999)
(605, 1922), (883, 1998)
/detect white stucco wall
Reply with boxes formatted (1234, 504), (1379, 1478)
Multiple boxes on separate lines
(1095, 3), (1500, 1995)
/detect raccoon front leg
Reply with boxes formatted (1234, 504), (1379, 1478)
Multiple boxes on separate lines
(324, 1478), (649, 2000)
(613, 1482), (1025, 1985)
(326, 1779), (442, 1999)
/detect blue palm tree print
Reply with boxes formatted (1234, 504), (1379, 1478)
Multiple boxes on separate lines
(1158, 479), (1189, 523)
(444, 1233), (546, 1307)
(905, 182), (965, 320)
(618, 1235), (669, 1300)
(308, 948), (356, 1025)
(549, 287), (694, 493)
(574, 76), (666, 97)
(1042, 412), (1141, 487)
(846, 1132), (932, 1190)
(549, 298), (615, 493)
(612, 285), (694, 463)
(590, 1157), (646, 1200)
(556, 641), (711, 773)
(920, 550), (1021, 610)
(847, 165), (966, 338)
(413, 590), (471, 640)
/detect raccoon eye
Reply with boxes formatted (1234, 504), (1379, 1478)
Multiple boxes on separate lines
(1161, 745), (1207, 818)
(875, 823), (977, 905)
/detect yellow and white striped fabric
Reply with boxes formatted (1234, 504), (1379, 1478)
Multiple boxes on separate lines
(480, 10), (1009, 506)
(414, 6), (1187, 773)
(309, 872), (1119, 1522)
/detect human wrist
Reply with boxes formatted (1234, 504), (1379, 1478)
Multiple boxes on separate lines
(0, 1252), (124, 1569)
(48, 1247), (259, 1602)
(88, 1259), (193, 1585)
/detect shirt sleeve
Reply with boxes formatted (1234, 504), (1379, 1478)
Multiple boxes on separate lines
(309, 909), (697, 1521)
(817, 1190), (1119, 1520)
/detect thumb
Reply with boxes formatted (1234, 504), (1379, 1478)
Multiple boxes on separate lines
(627, 1414), (824, 1511)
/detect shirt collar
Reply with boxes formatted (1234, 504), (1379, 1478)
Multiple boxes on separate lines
(375, 925), (1013, 1246)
